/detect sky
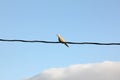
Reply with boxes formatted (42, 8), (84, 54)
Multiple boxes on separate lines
(0, 0), (120, 80)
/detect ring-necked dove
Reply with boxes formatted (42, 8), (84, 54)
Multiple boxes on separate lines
(57, 34), (69, 47)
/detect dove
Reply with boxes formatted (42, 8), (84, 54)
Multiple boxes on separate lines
(57, 34), (69, 47)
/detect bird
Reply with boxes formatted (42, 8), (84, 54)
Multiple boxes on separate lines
(57, 34), (69, 47)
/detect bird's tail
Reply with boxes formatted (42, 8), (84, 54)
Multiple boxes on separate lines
(64, 43), (69, 47)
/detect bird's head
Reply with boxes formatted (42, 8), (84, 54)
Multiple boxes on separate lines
(56, 34), (61, 37)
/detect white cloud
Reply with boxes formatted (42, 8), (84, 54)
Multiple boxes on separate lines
(26, 61), (120, 80)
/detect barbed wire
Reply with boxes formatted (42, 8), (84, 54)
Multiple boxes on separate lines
(0, 38), (120, 45)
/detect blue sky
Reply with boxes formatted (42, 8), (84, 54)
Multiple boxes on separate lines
(0, 0), (120, 80)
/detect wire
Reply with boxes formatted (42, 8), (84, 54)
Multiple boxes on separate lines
(0, 38), (120, 45)
(0, 39), (59, 43)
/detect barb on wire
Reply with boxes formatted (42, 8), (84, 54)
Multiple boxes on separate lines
(0, 38), (120, 45)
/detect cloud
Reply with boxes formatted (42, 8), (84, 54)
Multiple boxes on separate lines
(26, 61), (120, 80)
